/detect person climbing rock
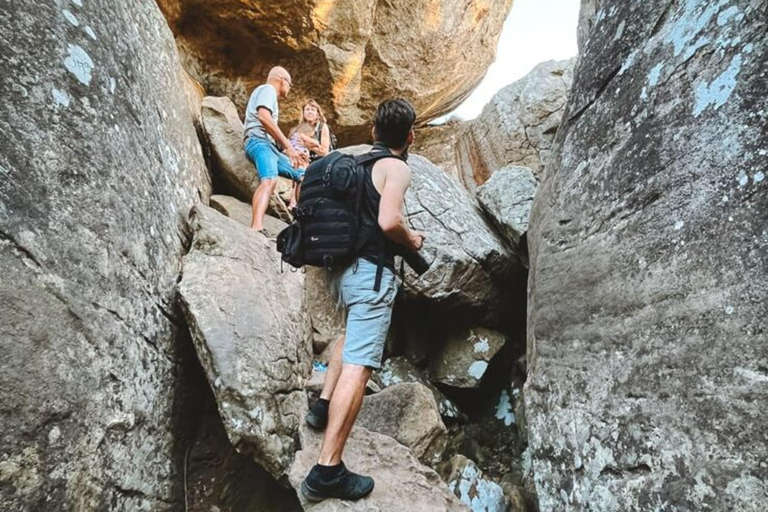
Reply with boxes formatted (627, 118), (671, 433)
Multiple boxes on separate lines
(300, 99), (426, 502)
(243, 66), (306, 232)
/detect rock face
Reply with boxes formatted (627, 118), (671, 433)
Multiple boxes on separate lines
(526, 2), (768, 511)
(209, 194), (287, 237)
(412, 122), (470, 181)
(304, 268), (345, 355)
(438, 455), (507, 512)
(156, 0), (513, 141)
(185, 370), (302, 512)
(290, 426), (468, 511)
(430, 327), (507, 388)
(375, 356), (461, 420)
(455, 59), (574, 193)
(476, 166), (538, 253)
(201, 96), (292, 220)
(357, 383), (448, 466)
(0, 1), (210, 510)
(178, 205), (312, 479)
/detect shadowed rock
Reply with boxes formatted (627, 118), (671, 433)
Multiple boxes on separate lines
(526, 1), (768, 510)
(179, 205), (312, 479)
(374, 356), (462, 421)
(0, 0), (210, 509)
(430, 327), (507, 389)
(476, 165), (538, 258)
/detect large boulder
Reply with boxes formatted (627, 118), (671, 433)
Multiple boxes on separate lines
(357, 383), (449, 466)
(375, 356), (462, 420)
(430, 327), (507, 389)
(0, 0), (210, 509)
(438, 455), (507, 512)
(526, 2), (768, 511)
(156, 0), (513, 141)
(178, 205), (312, 479)
(455, 59), (574, 193)
(289, 426), (468, 511)
(201, 96), (292, 220)
(476, 166), (538, 257)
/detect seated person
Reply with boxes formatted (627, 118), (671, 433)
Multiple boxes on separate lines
(297, 100), (334, 162)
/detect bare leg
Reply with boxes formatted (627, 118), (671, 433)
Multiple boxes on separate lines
(250, 179), (278, 230)
(317, 364), (371, 465)
(288, 180), (301, 209)
(320, 335), (345, 401)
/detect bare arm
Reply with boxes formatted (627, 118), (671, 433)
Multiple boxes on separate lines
(377, 160), (424, 251)
(257, 107), (302, 168)
(299, 124), (331, 156)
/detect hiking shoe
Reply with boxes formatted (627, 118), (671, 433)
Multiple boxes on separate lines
(300, 462), (374, 502)
(305, 398), (329, 430)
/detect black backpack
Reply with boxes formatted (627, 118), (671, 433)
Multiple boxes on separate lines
(315, 121), (337, 151)
(276, 148), (403, 274)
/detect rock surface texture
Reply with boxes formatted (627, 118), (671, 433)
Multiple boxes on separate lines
(438, 455), (507, 512)
(411, 122), (470, 181)
(357, 383), (449, 466)
(476, 165), (538, 253)
(156, 0), (513, 141)
(430, 327), (507, 389)
(455, 59), (574, 193)
(375, 356), (461, 420)
(0, 1), (210, 510)
(290, 426), (468, 511)
(178, 205), (312, 479)
(526, 2), (768, 511)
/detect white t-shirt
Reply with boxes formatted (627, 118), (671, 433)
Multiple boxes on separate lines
(243, 84), (278, 142)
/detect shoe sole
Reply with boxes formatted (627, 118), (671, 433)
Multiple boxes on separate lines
(300, 479), (374, 502)
(300, 480), (326, 502)
(305, 413), (327, 431)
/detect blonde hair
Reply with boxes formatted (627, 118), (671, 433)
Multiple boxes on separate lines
(290, 122), (315, 137)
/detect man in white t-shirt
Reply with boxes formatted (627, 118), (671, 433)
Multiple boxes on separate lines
(243, 66), (306, 232)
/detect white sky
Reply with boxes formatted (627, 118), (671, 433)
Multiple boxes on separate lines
(440, 0), (581, 121)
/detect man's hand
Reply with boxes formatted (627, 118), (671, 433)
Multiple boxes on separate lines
(410, 231), (426, 251)
(285, 147), (305, 169)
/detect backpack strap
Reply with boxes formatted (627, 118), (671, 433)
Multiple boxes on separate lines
(354, 146), (407, 292)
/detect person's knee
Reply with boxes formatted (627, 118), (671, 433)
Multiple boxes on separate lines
(257, 178), (277, 192)
(341, 363), (371, 383)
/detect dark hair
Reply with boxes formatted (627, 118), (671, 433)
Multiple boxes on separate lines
(373, 99), (416, 149)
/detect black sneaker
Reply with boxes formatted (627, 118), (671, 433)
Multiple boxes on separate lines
(300, 462), (374, 502)
(306, 399), (329, 430)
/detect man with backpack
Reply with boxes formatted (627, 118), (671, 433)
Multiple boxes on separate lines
(298, 99), (425, 502)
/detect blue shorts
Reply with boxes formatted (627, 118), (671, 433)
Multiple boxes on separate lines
(244, 136), (305, 182)
(329, 259), (398, 369)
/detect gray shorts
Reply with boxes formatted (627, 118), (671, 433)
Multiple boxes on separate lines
(329, 259), (398, 369)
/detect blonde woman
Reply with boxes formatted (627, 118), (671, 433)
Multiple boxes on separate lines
(294, 99), (334, 162)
